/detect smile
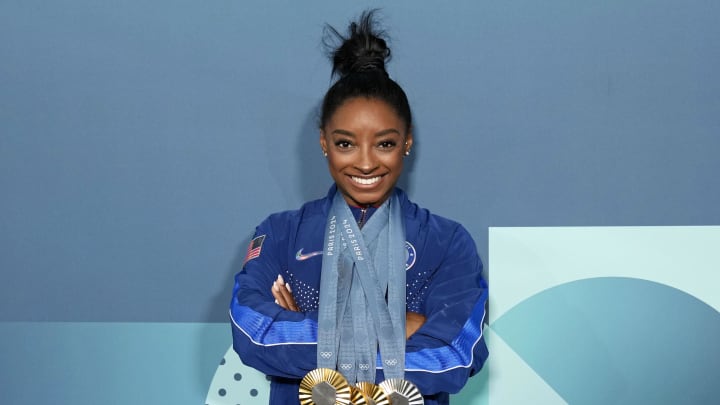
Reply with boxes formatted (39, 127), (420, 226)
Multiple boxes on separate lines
(351, 175), (382, 185)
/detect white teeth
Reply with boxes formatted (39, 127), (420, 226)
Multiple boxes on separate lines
(351, 176), (381, 185)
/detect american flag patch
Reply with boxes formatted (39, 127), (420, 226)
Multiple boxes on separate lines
(244, 235), (266, 264)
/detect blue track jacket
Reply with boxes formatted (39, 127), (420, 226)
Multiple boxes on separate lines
(230, 186), (488, 404)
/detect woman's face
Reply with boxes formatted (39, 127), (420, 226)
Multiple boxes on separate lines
(320, 97), (413, 207)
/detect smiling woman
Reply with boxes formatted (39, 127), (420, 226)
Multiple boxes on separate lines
(229, 10), (488, 405)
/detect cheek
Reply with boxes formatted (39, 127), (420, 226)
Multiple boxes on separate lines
(383, 155), (404, 170)
(326, 155), (348, 171)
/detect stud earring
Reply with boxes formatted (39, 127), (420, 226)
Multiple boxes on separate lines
(404, 150), (410, 156)
(323, 150), (328, 157)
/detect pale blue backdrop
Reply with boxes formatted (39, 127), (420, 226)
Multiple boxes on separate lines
(1, 0), (718, 403)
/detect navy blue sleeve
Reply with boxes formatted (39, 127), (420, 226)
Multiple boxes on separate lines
(230, 216), (319, 379)
(404, 223), (489, 395)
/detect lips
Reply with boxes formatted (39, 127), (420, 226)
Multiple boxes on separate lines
(350, 175), (382, 185)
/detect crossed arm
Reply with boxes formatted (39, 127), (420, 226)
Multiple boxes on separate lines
(271, 274), (426, 339)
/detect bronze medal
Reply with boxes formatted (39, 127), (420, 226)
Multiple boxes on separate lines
(299, 368), (352, 405)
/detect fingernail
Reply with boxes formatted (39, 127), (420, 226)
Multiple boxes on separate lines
(278, 274), (285, 285)
(272, 282), (279, 292)
(286, 283), (293, 293)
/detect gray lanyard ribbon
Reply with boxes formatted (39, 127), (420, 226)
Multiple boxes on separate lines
(317, 191), (407, 383)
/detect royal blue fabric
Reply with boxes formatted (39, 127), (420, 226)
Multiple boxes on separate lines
(230, 185), (488, 404)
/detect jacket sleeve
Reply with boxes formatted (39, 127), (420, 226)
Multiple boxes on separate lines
(404, 223), (489, 395)
(230, 216), (319, 379)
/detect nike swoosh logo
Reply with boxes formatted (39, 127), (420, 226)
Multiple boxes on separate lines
(295, 248), (323, 261)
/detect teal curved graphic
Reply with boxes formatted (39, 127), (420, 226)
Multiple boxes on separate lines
(491, 277), (720, 404)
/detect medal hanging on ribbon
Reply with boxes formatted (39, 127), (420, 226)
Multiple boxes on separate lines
(299, 368), (351, 405)
(301, 191), (424, 404)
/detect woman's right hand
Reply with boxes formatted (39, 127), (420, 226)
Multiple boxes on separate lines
(272, 274), (299, 312)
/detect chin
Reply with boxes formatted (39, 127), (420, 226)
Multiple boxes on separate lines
(345, 191), (391, 207)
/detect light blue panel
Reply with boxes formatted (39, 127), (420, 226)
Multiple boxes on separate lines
(0, 322), (229, 405)
(489, 226), (720, 321)
(488, 226), (720, 405)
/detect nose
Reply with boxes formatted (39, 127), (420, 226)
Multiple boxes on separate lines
(355, 145), (379, 174)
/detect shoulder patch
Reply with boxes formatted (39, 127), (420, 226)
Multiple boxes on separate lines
(405, 241), (416, 270)
(244, 235), (266, 264)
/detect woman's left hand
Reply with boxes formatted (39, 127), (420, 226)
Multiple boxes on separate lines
(406, 311), (426, 339)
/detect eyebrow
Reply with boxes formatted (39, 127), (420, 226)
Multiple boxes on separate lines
(331, 128), (402, 137)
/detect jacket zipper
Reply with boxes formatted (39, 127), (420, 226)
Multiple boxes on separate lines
(357, 207), (368, 229)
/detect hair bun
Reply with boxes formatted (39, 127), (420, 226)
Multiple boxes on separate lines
(325, 10), (391, 77)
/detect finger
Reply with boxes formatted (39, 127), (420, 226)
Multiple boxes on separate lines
(286, 292), (299, 312)
(272, 281), (291, 309)
(272, 276), (300, 312)
(277, 274), (295, 294)
(278, 283), (299, 312)
(276, 275), (299, 311)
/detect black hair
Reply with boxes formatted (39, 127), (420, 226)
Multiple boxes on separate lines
(320, 10), (412, 132)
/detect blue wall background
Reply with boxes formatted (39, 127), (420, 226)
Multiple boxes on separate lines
(1, 0), (718, 403)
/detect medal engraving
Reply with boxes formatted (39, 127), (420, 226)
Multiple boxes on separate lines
(313, 381), (338, 405)
(389, 391), (410, 405)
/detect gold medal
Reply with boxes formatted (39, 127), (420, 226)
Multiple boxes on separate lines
(299, 368), (352, 405)
(355, 381), (390, 405)
(378, 378), (424, 405)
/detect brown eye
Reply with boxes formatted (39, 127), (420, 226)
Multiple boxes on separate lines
(378, 141), (396, 149)
(335, 140), (352, 149)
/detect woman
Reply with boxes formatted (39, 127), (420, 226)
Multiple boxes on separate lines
(230, 11), (488, 405)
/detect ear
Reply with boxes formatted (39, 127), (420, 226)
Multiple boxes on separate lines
(319, 130), (328, 155)
(404, 131), (414, 154)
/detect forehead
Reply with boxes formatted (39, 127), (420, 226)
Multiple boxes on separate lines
(325, 97), (406, 133)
